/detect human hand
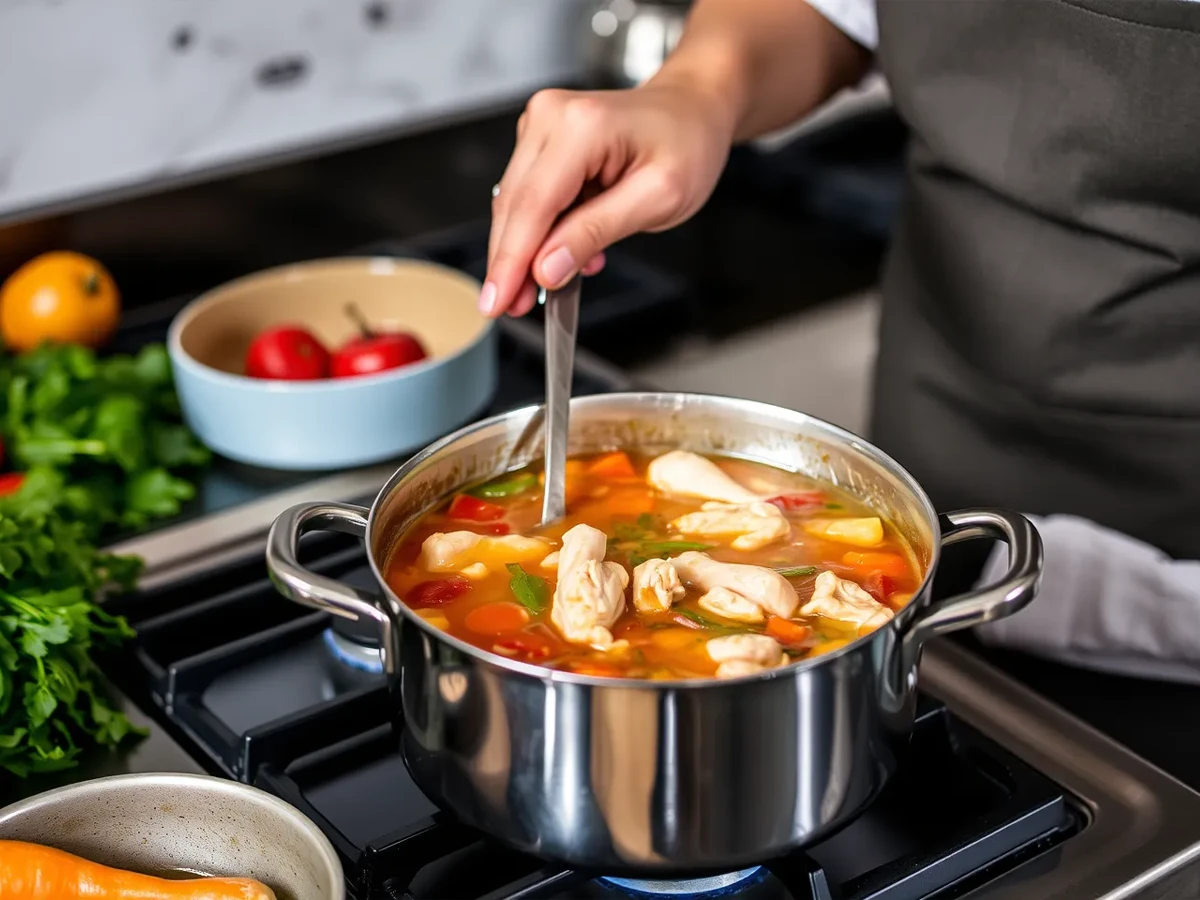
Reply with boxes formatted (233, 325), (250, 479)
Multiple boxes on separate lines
(482, 79), (737, 317)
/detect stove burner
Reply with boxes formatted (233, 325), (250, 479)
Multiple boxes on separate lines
(601, 868), (764, 897)
(322, 627), (384, 674)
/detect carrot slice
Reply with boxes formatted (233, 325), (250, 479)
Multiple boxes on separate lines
(587, 451), (637, 480)
(0, 839), (276, 899)
(465, 602), (530, 635)
(766, 616), (813, 647)
(842, 551), (909, 578)
(605, 488), (655, 517)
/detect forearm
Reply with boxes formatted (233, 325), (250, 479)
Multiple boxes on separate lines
(648, 0), (873, 143)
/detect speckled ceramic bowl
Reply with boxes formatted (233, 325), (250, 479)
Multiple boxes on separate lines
(168, 256), (498, 471)
(0, 772), (344, 900)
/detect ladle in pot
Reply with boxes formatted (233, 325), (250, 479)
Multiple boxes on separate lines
(538, 275), (580, 525)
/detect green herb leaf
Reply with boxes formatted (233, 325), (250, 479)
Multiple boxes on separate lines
(506, 563), (548, 614)
(471, 473), (537, 499)
(775, 566), (819, 578)
(825, 503), (843, 510)
(637, 541), (713, 556)
(0, 340), (209, 776)
(672, 607), (747, 635)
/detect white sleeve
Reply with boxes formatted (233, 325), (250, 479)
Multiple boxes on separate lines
(803, 0), (878, 50)
(973, 514), (1200, 685)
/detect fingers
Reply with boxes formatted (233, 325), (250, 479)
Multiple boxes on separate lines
(531, 167), (682, 289)
(582, 253), (606, 277)
(488, 121), (546, 275)
(483, 136), (597, 317)
(507, 277), (539, 317)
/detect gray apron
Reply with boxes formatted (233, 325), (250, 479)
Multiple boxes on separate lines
(869, 0), (1200, 562)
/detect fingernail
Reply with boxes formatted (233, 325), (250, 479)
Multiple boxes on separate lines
(540, 247), (577, 288)
(478, 281), (497, 315)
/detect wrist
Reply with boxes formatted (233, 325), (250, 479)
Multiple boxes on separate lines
(645, 38), (749, 143)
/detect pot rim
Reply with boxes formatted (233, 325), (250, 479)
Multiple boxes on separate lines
(364, 391), (943, 689)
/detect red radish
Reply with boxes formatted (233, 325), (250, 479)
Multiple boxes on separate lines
(244, 326), (330, 380)
(330, 304), (427, 378)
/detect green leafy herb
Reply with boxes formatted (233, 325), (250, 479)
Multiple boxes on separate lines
(628, 540), (714, 567)
(775, 566), (819, 578)
(0, 341), (211, 776)
(672, 607), (747, 635)
(506, 563), (548, 614)
(0, 343), (210, 536)
(636, 513), (661, 532)
(0, 491), (149, 777)
(825, 503), (844, 510)
(471, 473), (537, 499)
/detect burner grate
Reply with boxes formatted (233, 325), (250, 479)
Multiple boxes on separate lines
(248, 696), (1076, 900)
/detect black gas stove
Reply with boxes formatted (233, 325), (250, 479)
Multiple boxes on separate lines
(103, 536), (1077, 900)
(88, 228), (1200, 900)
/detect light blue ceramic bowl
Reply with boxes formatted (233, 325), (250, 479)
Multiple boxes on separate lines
(167, 257), (497, 471)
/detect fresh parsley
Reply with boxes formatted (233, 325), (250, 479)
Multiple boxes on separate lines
(0, 342), (211, 777)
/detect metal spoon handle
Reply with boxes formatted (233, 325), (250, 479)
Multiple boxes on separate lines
(540, 275), (580, 524)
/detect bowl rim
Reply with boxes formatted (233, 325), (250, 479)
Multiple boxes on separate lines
(166, 256), (494, 392)
(363, 391), (944, 690)
(0, 771), (345, 899)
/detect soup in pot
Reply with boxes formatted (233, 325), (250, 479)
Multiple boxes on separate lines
(385, 450), (923, 680)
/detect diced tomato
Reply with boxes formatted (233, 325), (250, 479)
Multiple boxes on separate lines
(0, 472), (25, 496)
(448, 494), (505, 522)
(842, 551), (909, 579)
(587, 451), (636, 480)
(766, 492), (825, 513)
(494, 634), (553, 661)
(406, 576), (471, 608)
(766, 616), (813, 647)
(862, 572), (897, 604)
(481, 522), (511, 535)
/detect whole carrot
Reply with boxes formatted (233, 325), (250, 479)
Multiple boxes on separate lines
(0, 840), (277, 899)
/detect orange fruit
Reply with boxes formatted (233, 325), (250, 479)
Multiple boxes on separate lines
(0, 251), (121, 351)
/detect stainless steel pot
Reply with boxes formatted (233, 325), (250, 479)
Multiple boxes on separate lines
(266, 393), (1041, 873)
(0, 772), (344, 900)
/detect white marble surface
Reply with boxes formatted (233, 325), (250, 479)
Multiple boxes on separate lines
(0, 0), (590, 220)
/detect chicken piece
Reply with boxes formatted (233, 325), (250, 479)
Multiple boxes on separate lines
(647, 451), (762, 504)
(801, 570), (895, 632)
(631, 558), (685, 613)
(706, 633), (785, 679)
(551, 524), (630, 649)
(697, 586), (765, 623)
(540, 550), (561, 570)
(671, 551), (799, 619)
(671, 500), (789, 551)
(422, 531), (550, 575)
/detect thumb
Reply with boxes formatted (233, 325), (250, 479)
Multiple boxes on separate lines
(533, 166), (682, 289)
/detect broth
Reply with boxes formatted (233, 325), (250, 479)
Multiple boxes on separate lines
(386, 451), (923, 680)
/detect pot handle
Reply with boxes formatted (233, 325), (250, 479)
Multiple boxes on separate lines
(266, 501), (396, 670)
(899, 509), (1043, 683)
